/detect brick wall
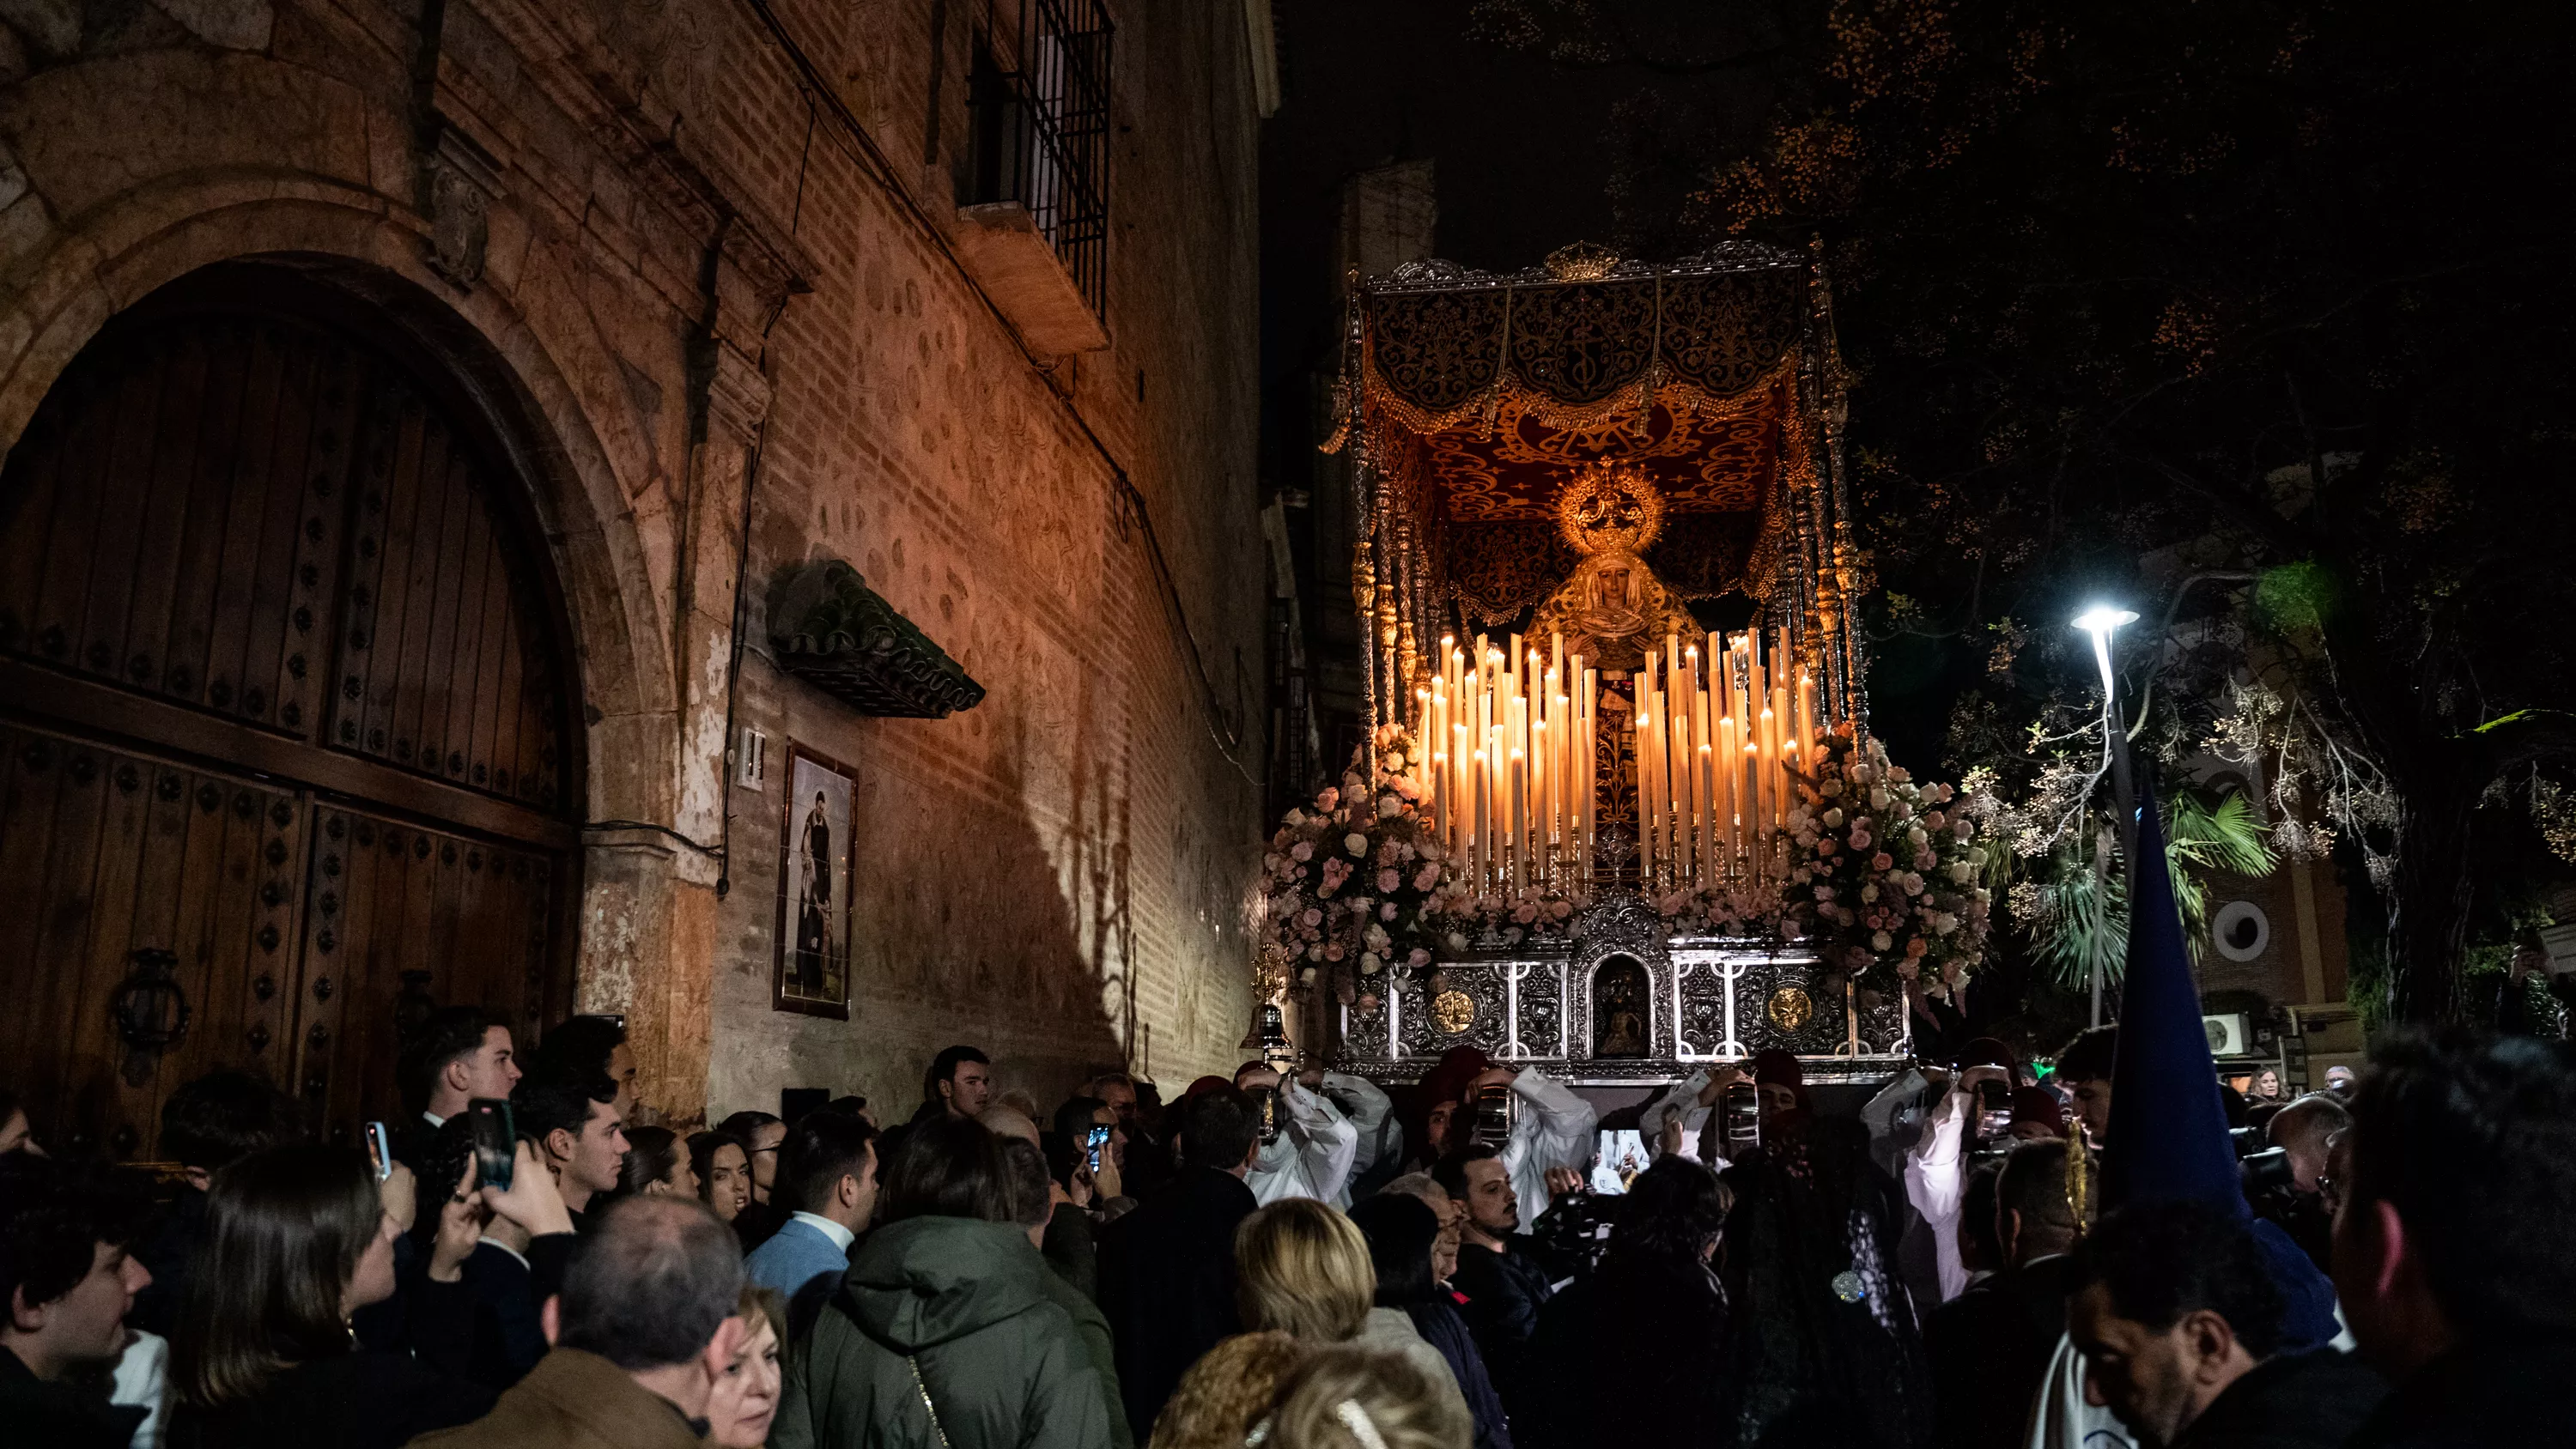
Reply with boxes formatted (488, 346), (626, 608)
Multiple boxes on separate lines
(0, 0), (1267, 1120)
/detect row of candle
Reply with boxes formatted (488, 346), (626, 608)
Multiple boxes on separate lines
(1417, 633), (1596, 895)
(1632, 625), (1820, 888)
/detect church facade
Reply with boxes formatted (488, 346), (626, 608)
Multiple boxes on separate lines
(0, 0), (1273, 1151)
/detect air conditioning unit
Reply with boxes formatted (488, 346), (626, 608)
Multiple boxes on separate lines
(2203, 1013), (2253, 1058)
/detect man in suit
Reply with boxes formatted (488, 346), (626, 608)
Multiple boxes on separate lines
(1925, 1137), (2081, 1449)
(744, 1109), (878, 1300)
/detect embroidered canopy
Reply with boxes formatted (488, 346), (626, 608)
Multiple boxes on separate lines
(1324, 241), (1868, 759)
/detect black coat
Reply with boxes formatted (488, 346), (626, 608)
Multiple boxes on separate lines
(2172, 1348), (2385, 1449)
(1524, 1252), (1728, 1449)
(1094, 1166), (1258, 1437)
(1412, 1293), (1515, 1449)
(1449, 1237), (1558, 1432)
(164, 1349), (494, 1449)
(2343, 1336), (2576, 1448)
(1923, 1256), (2070, 1449)
(0, 1346), (146, 1449)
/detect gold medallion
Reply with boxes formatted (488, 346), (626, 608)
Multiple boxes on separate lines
(1766, 985), (1814, 1033)
(1431, 989), (1477, 1035)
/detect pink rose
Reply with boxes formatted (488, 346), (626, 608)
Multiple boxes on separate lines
(1380, 902), (1397, 921)
(1552, 900), (1574, 919)
(1291, 840), (1314, 863)
(1408, 949), (1431, 967)
(1377, 868), (1401, 893)
(1315, 786), (1340, 811)
(1325, 943), (1345, 961)
(1513, 902), (1540, 925)
(1300, 908), (1322, 928)
(1872, 852), (1894, 871)
(1414, 864), (1442, 891)
(1906, 937), (1929, 957)
(1850, 829), (1874, 851)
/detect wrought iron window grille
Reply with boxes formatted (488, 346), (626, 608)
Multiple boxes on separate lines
(967, 0), (1115, 319)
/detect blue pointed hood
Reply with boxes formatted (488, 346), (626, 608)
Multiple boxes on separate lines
(2101, 773), (2244, 1214)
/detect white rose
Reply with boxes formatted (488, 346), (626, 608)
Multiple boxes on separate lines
(1949, 862), (1974, 883)
(1824, 807), (1845, 828)
(1307, 944), (1324, 961)
(1346, 833), (1370, 857)
(1300, 966), (1319, 983)
(1871, 787), (1892, 811)
(1862, 882), (1880, 903)
(1360, 952), (1383, 974)
(1285, 809), (1307, 827)
(1908, 826), (1928, 845)
(1871, 930), (1893, 951)
(1378, 796), (1402, 819)
(1447, 932), (1470, 954)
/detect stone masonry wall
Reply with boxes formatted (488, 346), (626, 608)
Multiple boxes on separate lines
(0, 0), (1267, 1121)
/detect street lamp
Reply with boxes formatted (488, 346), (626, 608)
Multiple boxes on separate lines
(2071, 604), (2139, 1027)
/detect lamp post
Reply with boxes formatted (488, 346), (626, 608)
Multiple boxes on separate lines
(2072, 605), (2139, 1028)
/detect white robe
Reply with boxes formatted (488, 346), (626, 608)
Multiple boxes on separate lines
(1500, 1069), (1599, 1227)
(1247, 1080), (1360, 1205)
(1320, 1070), (1396, 1207)
(1903, 1087), (1971, 1303)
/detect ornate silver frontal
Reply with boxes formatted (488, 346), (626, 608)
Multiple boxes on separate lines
(1336, 895), (1914, 1087)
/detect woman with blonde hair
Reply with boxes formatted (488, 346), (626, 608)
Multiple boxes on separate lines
(1267, 1345), (1471, 1449)
(1235, 1201), (1465, 1419)
(705, 1284), (785, 1447)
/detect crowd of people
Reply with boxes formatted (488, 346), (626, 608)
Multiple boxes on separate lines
(2, 1007), (2571, 1449)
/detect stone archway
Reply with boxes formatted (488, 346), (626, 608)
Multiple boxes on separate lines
(0, 260), (599, 1157)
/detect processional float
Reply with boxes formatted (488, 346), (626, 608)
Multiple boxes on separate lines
(1309, 240), (1915, 1085)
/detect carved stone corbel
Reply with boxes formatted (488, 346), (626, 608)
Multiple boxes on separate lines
(422, 124), (503, 290)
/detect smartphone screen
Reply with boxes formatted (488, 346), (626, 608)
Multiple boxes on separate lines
(364, 1121), (393, 1182)
(467, 1097), (514, 1194)
(1084, 1124), (1111, 1173)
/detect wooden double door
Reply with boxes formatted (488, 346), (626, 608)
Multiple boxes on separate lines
(0, 265), (580, 1160)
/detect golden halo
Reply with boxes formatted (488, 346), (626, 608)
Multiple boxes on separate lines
(1555, 460), (1666, 556)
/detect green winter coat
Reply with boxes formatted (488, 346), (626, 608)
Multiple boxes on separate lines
(772, 1215), (1114, 1449)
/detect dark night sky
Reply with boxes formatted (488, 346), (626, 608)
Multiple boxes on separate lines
(1256, 0), (1665, 479)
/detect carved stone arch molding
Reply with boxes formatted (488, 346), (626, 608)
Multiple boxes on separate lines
(1568, 894), (1673, 1064)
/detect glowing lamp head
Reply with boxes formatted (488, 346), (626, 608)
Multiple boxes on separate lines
(2070, 605), (2139, 636)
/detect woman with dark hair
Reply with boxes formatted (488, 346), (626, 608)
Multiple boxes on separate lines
(774, 1114), (1115, 1447)
(691, 1129), (755, 1223)
(1347, 1193), (1511, 1449)
(613, 1125), (697, 1199)
(166, 1144), (493, 1448)
(1523, 1155), (1733, 1449)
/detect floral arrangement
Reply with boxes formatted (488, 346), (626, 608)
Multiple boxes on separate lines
(1657, 875), (1790, 937)
(1778, 724), (1996, 982)
(1258, 724), (1448, 1003)
(1421, 879), (1589, 953)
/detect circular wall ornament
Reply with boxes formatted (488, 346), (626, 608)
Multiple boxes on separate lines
(2213, 900), (2271, 962)
(1431, 989), (1477, 1035)
(1766, 985), (1814, 1033)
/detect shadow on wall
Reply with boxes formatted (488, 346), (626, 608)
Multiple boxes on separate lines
(717, 658), (1147, 1122)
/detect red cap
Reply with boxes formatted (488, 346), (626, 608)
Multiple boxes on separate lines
(1751, 1049), (1810, 1107)
(2010, 1086), (2069, 1137)
(1180, 1075), (1235, 1104)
